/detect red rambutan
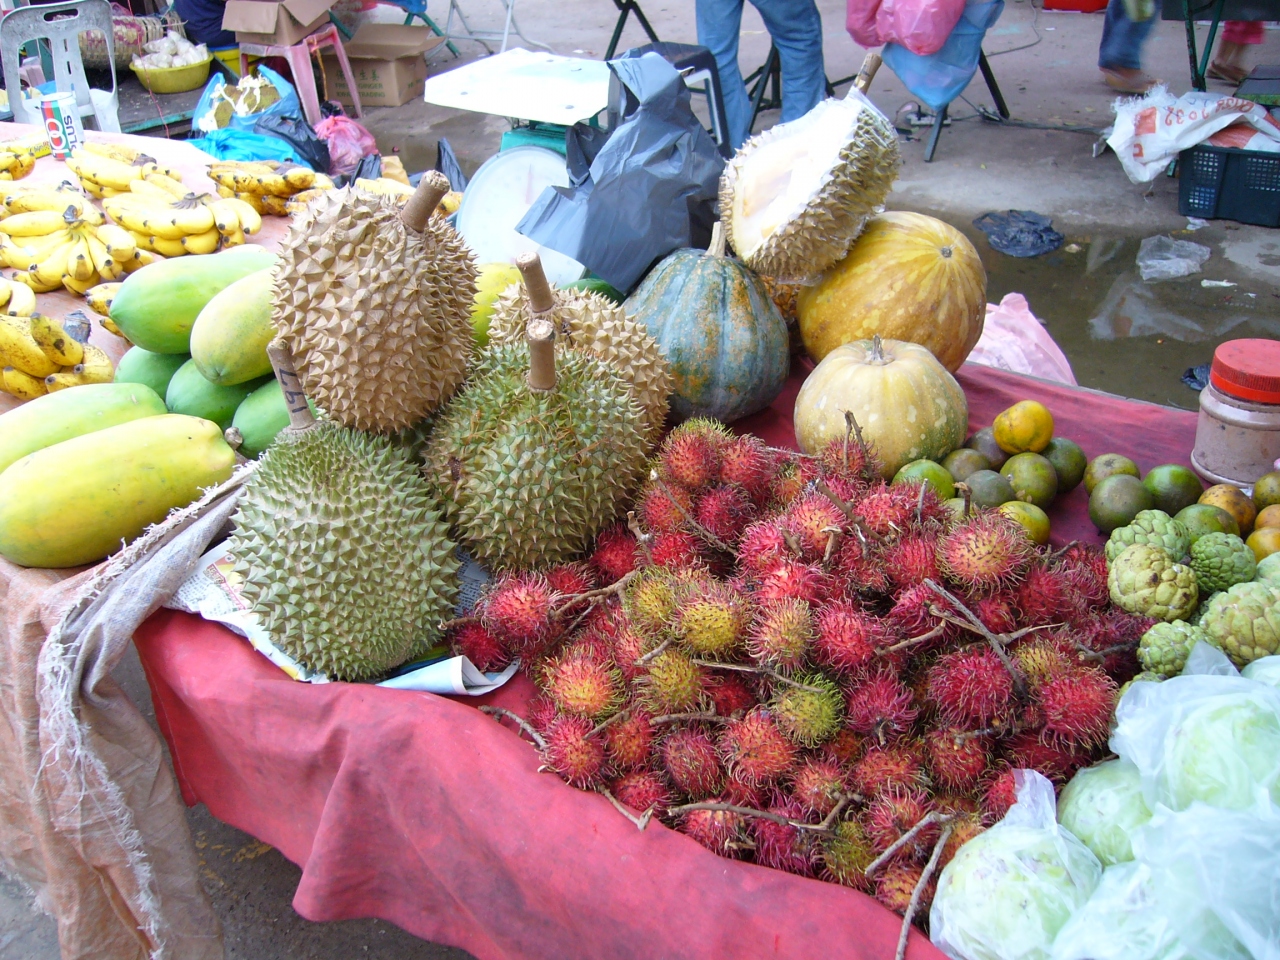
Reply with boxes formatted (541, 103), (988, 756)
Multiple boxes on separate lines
(938, 512), (1034, 592)
(451, 623), (508, 672)
(750, 799), (817, 876)
(853, 484), (915, 538)
(850, 742), (925, 798)
(832, 538), (890, 595)
(605, 709), (654, 770)
(1002, 732), (1084, 783)
(925, 726), (991, 791)
(752, 559), (831, 605)
(747, 598), (813, 670)
(718, 708), (797, 787)
(875, 861), (934, 916)
(542, 715), (607, 787)
(660, 423), (726, 492)
(704, 672), (758, 718)
(972, 593), (1020, 635)
(545, 646), (624, 719)
(719, 435), (777, 505)
(1037, 668), (1117, 749)
(1056, 544), (1110, 609)
(610, 621), (649, 681)
(864, 786), (937, 855)
(1011, 635), (1074, 693)
(591, 523), (640, 586)
(679, 801), (744, 856)
(662, 727), (724, 799)
(526, 695), (558, 732)
(790, 758), (849, 817)
(813, 601), (889, 675)
(926, 647), (1015, 726)
(1012, 563), (1075, 628)
(736, 518), (795, 576)
(649, 530), (704, 570)
(480, 573), (558, 658)
(695, 484), (755, 543)
(782, 494), (846, 562)
(642, 649), (705, 714)
(844, 669), (919, 740)
(677, 580), (749, 659)
(612, 770), (672, 815)
(818, 431), (881, 486)
(1076, 609), (1151, 676)
(823, 728), (866, 766)
(723, 775), (765, 809)
(543, 562), (596, 598)
(886, 534), (942, 590)
(887, 584), (948, 639)
(980, 766), (1019, 825)
(640, 482), (695, 534)
(940, 813), (986, 869)
(769, 460), (809, 508)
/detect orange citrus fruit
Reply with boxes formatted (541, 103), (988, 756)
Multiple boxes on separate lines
(998, 501), (1051, 545)
(992, 400), (1054, 454)
(1199, 484), (1256, 536)
(1246, 527), (1280, 562)
(1083, 454), (1139, 495)
(1257, 504), (1280, 530)
(1254, 471), (1280, 510)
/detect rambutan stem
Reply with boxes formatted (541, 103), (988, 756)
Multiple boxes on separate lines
(478, 705), (547, 750)
(626, 510), (654, 566)
(551, 569), (639, 620)
(688, 659), (828, 694)
(600, 787), (655, 831)
(865, 811), (954, 877)
(895, 823), (953, 960)
(876, 624), (945, 655)
(1074, 640), (1138, 663)
(923, 580), (1029, 701)
(816, 480), (872, 547)
(844, 410), (876, 480)
(649, 711), (726, 725)
(915, 482), (928, 525)
(588, 704), (635, 738)
(634, 638), (671, 666)
(666, 802), (832, 834)
(655, 479), (733, 553)
(438, 615), (479, 632)
(1049, 540), (1082, 560)
(822, 527), (842, 567)
(955, 482), (972, 520)
(780, 528), (805, 558)
(816, 794), (853, 832)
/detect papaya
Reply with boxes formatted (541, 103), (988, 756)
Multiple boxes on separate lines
(166, 359), (269, 431)
(189, 268), (275, 385)
(0, 414), (235, 568)
(0, 381), (167, 476)
(108, 246), (277, 354)
(114, 346), (190, 399)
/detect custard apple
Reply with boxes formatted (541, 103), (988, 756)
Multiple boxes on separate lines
(1138, 620), (1205, 677)
(1189, 532), (1256, 592)
(1189, 593), (1219, 626)
(1118, 671), (1164, 698)
(1200, 580), (1280, 667)
(1108, 543), (1199, 622)
(1257, 553), (1280, 588)
(1105, 510), (1191, 563)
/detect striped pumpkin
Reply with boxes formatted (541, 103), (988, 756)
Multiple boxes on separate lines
(797, 212), (986, 371)
(624, 240), (789, 423)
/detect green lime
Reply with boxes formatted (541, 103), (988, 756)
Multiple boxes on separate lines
(1041, 437), (1087, 494)
(1000, 452), (1059, 511)
(1142, 464), (1204, 516)
(965, 427), (1008, 471)
(1253, 471), (1280, 510)
(893, 459), (955, 500)
(1089, 474), (1154, 534)
(942, 448), (990, 483)
(1084, 453), (1139, 495)
(1174, 503), (1240, 543)
(963, 469), (1017, 509)
(998, 501), (1051, 545)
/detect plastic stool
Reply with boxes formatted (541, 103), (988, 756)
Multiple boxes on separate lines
(610, 42), (732, 158)
(238, 23), (361, 126)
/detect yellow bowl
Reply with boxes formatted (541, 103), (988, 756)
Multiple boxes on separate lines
(130, 56), (213, 95)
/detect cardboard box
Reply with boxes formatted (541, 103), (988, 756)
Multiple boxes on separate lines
(320, 25), (442, 108)
(222, 0), (335, 47)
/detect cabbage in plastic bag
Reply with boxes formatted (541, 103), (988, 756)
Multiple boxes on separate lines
(1241, 655), (1280, 688)
(1056, 759), (1152, 866)
(1050, 863), (1191, 960)
(931, 771), (1102, 960)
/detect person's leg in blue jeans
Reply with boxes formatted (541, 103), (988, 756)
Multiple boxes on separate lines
(751, 0), (826, 124)
(1098, 0), (1157, 92)
(696, 0), (752, 148)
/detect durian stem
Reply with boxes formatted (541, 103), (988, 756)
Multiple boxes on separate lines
(707, 221), (726, 258)
(266, 340), (315, 430)
(400, 170), (451, 232)
(600, 787), (655, 830)
(853, 50), (882, 94)
(479, 705), (547, 750)
(864, 811), (954, 877)
(895, 824), (953, 960)
(526, 317), (557, 392)
(516, 251), (556, 315)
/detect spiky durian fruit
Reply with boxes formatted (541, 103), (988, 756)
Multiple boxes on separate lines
(424, 255), (649, 570)
(271, 173), (476, 433)
(228, 345), (459, 681)
(719, 94), (899, 282)
(487, 284), (672, 446)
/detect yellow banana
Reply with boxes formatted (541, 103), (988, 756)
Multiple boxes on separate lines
(66, 150), (141, 191)
(222, 223), (245, 247)
(80, 179), (107, 200)
(0, 283), (9, 310)
(0, 209), (71, 236)
(100, 315), (125, 337)
(280, 165), (315, 191)
(0, 316), (59, 376)
(234, 191), (265, 215)
(134, 233), (187, 257)
(84, 231), (114, 277)
(138, 160), (182, 181)
(313, 173), (335, 190)
(260, 194), (288, 217)
(67, 233), (95, 283)
(28, 236), (76, 286)
(10, 270), (60, 293)
(29, 313), (84, 365)
(2, 365), (46, 399)
(105, 197), (216, 239)
(209, 198), (241, 236)
(180, 228), (221, 255)
(5, 187), (98, 221)
(3, 280), (35, 316)
(215, 184), (234, 199)
(85, 281), (121, 316)
(76, 343), (114, 383)
(120, 250), (155, 272)
(96, 223), (137, 262)
(223, 197), (262, 235)
(128, 178), (178, 202)
(60, 272), (98, 296)
(2, 231), (69, 271)
(43, 370), (84, 392)
(141, 172), (188, 199)
(83, 141), (139, 164)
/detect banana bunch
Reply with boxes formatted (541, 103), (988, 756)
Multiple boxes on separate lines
(0, 277), (37, 317)
(65, 143), (181, 200)
(0, 200), (150, 294)
(103, 173), (261, 256)
(83, 281), (127, 338)
(207, 159), (332, 216)
(0, 147), (35, 182)
(0, 313), (112, 400)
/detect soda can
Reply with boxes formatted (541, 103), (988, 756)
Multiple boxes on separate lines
(39, 91), (82, 160)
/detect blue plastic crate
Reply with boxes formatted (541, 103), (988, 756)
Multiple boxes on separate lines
(1178, 143), (1280, 228)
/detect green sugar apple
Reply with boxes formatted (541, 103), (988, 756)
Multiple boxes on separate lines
(1105, 510), (1191, 564)
(1138, 621), (1206, 678)
(1200, 580), (1280, 668)
(1189, 532), (1256, 593)
(1256, 553), (1280, 588)
(1108, 544), (1199, 622)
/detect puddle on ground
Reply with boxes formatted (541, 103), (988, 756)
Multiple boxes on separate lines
(942, 218), (1280, 412)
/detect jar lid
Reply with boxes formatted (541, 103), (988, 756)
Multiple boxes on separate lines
(1210, 339), (1280, 404)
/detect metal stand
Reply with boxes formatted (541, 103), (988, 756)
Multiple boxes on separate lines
(443, 0), (551, 55)
(745, 43), (781, 135)
(923, 50), (1008, 162)
(1182, 0), (1228, 91)
(604, 0), (660, 60)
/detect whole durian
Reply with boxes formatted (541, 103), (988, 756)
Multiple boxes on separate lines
(424, 255), (649, 571)
(486, 284), (672, 445)
(718, 92), (899, 282)
(228, 343), (459, 681)
(271, 173), (476, 433)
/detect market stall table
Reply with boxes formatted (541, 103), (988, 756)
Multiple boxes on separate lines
(126, 364), (1198, 960)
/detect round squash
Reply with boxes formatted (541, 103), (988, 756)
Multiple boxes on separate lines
(794, 335), (968, 478)
(624, 227), (789, 423)
(797, 211), (986, 371)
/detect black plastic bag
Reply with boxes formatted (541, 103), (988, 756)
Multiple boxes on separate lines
(515, 52), (725, 293)
(254, 113), (331, 173)
(436, 139), (468, 191)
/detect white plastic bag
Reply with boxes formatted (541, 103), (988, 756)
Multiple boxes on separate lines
(1242, 655), (1280, 687)
(967, 293), (1077, 385)
(930, 771), (1102, 960)
(1136, 236), (1211, 283)
(1050, 862), (1191, 960)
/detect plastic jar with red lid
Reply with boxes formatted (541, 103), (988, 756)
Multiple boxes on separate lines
(1191, 339), (1280, 490)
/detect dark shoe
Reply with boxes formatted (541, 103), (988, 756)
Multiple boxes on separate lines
(1101, 67), (1159, 94)
(1207, 60), (1247, 84)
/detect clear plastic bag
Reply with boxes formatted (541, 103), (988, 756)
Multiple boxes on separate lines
(1050, 862), (1191, 960)
(1056, 759), (1152, 866)
(1135, 236), (1211, 283)
(930, 771), (1102, 960)
(1242, 655), (1280, 687)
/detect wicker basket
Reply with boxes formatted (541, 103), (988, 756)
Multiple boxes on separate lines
(79, 12), (185, 71)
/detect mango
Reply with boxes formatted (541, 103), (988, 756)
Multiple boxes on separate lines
(114, 346), (190, 399)
(189, 268), (275, 385)
(166, 359), (268, 431)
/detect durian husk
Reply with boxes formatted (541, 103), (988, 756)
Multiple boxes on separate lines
(228, 419), (460, 681)
(759, 275), (801, 324)
(719, 96), (900, 283)
(487, 285), (672, 446)
(271, 187), (477, 433)
(424, 341), (649, 571)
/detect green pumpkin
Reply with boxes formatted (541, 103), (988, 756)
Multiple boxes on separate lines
(624, 230), (789, 423)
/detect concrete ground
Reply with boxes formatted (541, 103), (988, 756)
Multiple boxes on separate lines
(4, 3), (1280, 958)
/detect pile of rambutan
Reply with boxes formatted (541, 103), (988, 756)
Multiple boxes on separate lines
(452, 419), (1148, 936)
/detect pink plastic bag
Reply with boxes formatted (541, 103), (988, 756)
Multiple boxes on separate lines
(846, 0), (966, 56)
(967, 293), (1077, 385)
(314, 115), (378, 178)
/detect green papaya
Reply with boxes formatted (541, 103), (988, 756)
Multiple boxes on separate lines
(114, 346), (190, 399)
(166, 359), (268, 431)
(230, 379), (320, 458)
(109, 246), (277, 354)
(189, 268), (275, 385)
(0, 382), (166, 476)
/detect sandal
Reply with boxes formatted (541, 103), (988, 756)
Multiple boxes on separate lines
(1207, 60), (1247, 84)
(1100, 67), (1159, 94)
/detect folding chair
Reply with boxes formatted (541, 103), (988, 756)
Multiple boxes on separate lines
(604, 0), (661, 60)
(441, 0), (551, 55)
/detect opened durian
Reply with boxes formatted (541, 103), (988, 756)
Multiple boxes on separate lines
(271, 172), (476, 433)
(228, 342), (459, 681)
(424, 254), (649, 571)
(719, 91), (899, 283)
(487, 283), (672, 445)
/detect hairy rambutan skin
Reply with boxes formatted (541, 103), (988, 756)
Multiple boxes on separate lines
(624, 570), (682, 638)
(661, 426), (724, 492)
(865, 787), (937, 855)
(679, 802), (744, 856)
(1001, 732), (1084, 784)
(704, 672), (758, 718)
(980, 766), (1019, 825)
(940, 813), (986, 870)
(850, 743), (925, 798)
(695, 484), (756, 544)
(662, 727), (724, 799)
(876, 861), (934, 916)
(752, 560), (831, 606)
(887, 583), (949, 640)
(678, 581), (750, 659)
(1038, 668), (1117, 748)
(610, 619), (649, 682)
(737, 518), (794, 576)
(545, 647), (624, 719)
(972, 593), (1020, 635)
(769, 460), (810, 509)
(451, 623), (508, 672)
(844, 669), (919, 740)
(751, 799), (817, 876)
(1057, 545), (1110, 609)
(822, 818), (875, 890)
(591, 523), (640, 585)
(782, 494), (847, 562)
(818, 433), (882, 486)
(650, 530), (705, 570)
(771, 674), (845, 746)
(853, 484), (916, 538)
(1013, 563), (1074, 627)
(938, 512), (1034, 592)
(719, 435), (777, 505)
(747, 598), (814, 670)
(1012, 635), (1074, 693)
(723, 775), (765, 810)
(481, 573), (558, 657)
(718, 709), (797, 787)
(605, 709), (654, 770)
(642, 649), (705, 714)
(833, 538), (890, 595)
(640, 482), (695, 534)
(927, 647), (1016, 726)
(886, 535), (942, 590)
(542, 715), (607, 787)
(925, 726), (991, 791)
(791, 758), (849, 817)
(823, 728), (866, 767)
(543, 562), (596, 597)
(1076, 609), (1151, 677)
(612, 770), (672, 815)
(813, 601), (890, 675)
(526, 695), (558, 732)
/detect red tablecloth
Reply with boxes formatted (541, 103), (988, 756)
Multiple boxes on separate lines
(133, 364), (1199, 960)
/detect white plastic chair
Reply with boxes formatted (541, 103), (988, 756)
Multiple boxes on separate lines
(441, 0), (551, 55)
(1, 0), (121, 133)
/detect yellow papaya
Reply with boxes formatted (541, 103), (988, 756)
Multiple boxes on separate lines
(189, 267), (275, 385)
(0, 414), (235, 567)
